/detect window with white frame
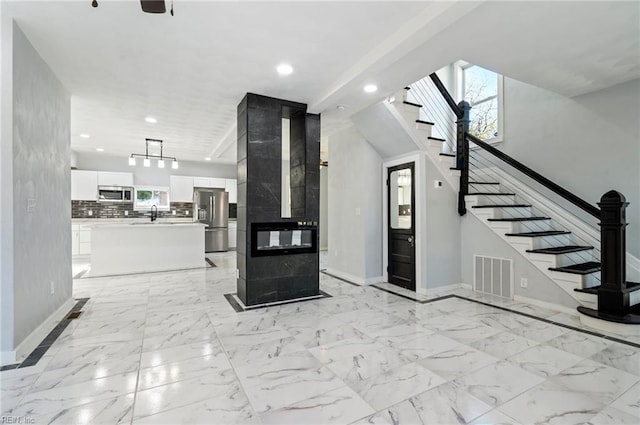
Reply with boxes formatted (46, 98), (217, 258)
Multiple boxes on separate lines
(457, 62), (503, 142)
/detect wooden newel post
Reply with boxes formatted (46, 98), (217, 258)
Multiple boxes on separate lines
(456, 101), (471, 216)
(597, 190), (629, 315)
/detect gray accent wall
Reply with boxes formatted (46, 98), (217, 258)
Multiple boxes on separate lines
(502, 77), (640, 258)
(424, 159), (461, 288)
(327, 126), (382, 282)
(75, 152), (237, 186)
(4, 23), (72, 353)
(462, 213), (579, 310)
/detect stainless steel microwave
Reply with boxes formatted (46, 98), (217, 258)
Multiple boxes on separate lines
(97, 186), (133, 203)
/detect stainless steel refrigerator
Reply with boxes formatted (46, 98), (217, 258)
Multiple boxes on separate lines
(193, 188), (229, 252)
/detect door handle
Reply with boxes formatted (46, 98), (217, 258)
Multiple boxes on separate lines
(408, 236), (414, 247)
(212, 196), (215, 220)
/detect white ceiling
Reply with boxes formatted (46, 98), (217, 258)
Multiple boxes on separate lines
(4, 1), (639, 165)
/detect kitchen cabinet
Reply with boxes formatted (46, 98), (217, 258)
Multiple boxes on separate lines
(97, 171), (134, 187)
(170, 176), (194, 202)
(228, 221), (237, 249)
(225, 179), (237, 203)
(193, 177), (225, 189)
(71, 224), (91, 256)
(71, 170), (99, 201)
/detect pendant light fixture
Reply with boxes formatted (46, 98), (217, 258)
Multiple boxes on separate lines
(129, 138), (179, 169)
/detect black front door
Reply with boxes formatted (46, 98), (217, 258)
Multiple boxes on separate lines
(387, 162), (415, 291)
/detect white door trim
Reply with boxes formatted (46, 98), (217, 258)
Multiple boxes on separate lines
(382, 151), (424, 293)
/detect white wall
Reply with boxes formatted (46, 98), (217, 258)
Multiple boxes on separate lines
(502, 77), (640, 259)
(2, 22), (72, 357)
(75, 152), (236, 187)
(327, 126), (382, 283)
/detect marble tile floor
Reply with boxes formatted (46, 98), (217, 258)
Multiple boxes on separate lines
(1, 251), (639, 425)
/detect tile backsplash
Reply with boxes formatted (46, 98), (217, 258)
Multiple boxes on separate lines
(72, 201), (193, 219)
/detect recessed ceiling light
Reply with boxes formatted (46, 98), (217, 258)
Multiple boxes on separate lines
(96, 148), (104, 152)
(205, 157), (211, 161)
(364, 84), (378, 93)
(145, 116), (157, 124)
(79, 133), (90, 138)
(277, 64), (293, 75)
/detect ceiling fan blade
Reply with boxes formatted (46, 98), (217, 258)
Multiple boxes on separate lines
(140, 0), (166, 14)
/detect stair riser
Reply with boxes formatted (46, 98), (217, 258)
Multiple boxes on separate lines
(631, 290), (640, 307)
(473, 207), (534, 220)
(489, 220), (554, 234)
(468, 184), (501, 194)
(393, 103), (420, 123)
(415, 122), (434, 134)
(438, 155), (454, 165)
(390, 90), (408, 103)
(550, 270), (601, 289)
(466, 194), (516, 205)
(506, 234), (572, 251)
(529, 251), (597, 269)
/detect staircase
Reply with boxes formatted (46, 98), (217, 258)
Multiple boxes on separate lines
(386, 85), (640, 316)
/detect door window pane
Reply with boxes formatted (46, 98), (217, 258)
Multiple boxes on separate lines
(390, 168), (412, 229)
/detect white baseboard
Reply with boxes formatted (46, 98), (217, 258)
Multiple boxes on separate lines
(513, 294), (577, 316)
(1, 297), (74, 366)
(324, 268), (365, 286)
(364, 276), (384, 285)
(461, 283), (473, 290)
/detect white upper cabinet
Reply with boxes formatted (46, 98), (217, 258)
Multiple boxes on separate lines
(225, 179), (237, 203)
(193, 177), (225, 189)
(97, 171), (134, 187)
(71, 170), (98, 200)
(170, 176), (195, 202)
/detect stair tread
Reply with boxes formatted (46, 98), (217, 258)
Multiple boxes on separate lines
(429, 136), (446, 142)
(439, 153), (455, 157)
(469, 192), (516, 196)
(470, 181), (500, 185)
(505, 230), (571, 237)
(527, 245), (594, 254)
(488, 217), (550, 222)
(416, 119), (435, 125)
(450, 167), (462, 170)
(403, 100), (422, 108)
(576, 282), (640, 294)
(472, 204), (532, 209)
(549, 261), (601, 275)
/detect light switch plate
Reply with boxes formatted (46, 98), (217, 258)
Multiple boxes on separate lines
(27, 198), (36, 212)
(520, 278), (528, 288)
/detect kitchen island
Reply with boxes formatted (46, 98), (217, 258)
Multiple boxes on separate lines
(89, 222), (206, 276)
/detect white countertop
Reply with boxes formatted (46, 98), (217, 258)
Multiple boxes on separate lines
(73, 218), (195, 224)
(89, 222), (206, 229)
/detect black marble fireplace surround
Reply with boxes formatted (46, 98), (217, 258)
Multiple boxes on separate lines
(236, 93), (320, 306)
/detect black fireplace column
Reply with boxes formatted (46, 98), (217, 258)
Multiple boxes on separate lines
(236, 93), (321, 306)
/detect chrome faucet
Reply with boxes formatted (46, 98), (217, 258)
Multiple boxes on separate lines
(150, 205), (158, 222)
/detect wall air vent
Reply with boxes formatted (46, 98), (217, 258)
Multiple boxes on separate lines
(474, 255), (513, 298)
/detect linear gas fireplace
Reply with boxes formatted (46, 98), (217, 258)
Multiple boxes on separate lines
(251, 222), (317, 257)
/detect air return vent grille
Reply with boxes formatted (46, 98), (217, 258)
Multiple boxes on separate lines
(474, 255), (513, 298)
